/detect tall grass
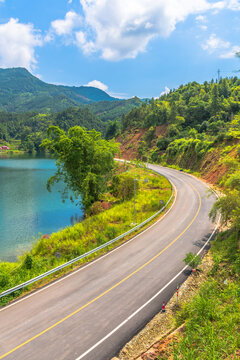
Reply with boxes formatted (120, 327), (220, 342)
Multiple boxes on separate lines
(171, 230), (240, 360)
(0, 167), (172, 306)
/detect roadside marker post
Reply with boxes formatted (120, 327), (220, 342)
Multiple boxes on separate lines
(161, 301), (166, 313)
(176, 285), (179, 306)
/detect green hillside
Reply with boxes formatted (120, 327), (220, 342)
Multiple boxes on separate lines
(88, 97), (142, 122)
(0, 69), (142, 152)
(0, 67), (117, 112)
(0, 107), (105, 152)
(116, 78), (240, 173)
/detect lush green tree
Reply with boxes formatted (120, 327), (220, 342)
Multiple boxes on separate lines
(209, 190), (240, 239)
(211, 84), (221, 114)
(105, 118), (121, 139)
(42, 126), (119, 209)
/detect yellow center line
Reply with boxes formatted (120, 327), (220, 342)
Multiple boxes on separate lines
(0, 182), (201, 359)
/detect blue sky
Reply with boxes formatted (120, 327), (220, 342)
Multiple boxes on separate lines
(0, 0), (240, 98)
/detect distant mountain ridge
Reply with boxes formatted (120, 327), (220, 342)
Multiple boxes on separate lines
(0, 67), (117, 112)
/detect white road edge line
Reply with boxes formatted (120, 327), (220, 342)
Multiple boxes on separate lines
(0, 177), (178, 313)
(75, 215), (221, 360)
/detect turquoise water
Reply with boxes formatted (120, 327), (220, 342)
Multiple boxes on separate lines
(0, 156), (82, 262)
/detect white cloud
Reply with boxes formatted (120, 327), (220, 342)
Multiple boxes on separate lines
(78, 0), (226, 61)
(68, 0), (73, 3)
(160, 86), (171, 96)
(0, 18), (42, 70)
(51, 11), (82, 36)
(75, 31), (95, 54)
(195, 15), (207, 22)
(85, 80), (108, 91)
(33, 73), (43, 79)
(202, 33), (230, 53)
(108, 91), (128, 99)
(201, 34), (240, 59)
(224, 0), (240, 11)
(196, 14), (208, 30)
(220, 45), (240, 58)
(44, 32), (54, 43)
(210, 0), (240, 12)
(50, 0), (240, 61)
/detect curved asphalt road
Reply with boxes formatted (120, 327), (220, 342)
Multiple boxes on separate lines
(0, 165), (218, 360)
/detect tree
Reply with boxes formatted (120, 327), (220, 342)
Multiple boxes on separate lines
(211, 84), (221, 114)
(209, 190), (240, 240)
(42, 126), (119, 209)
(105, 119), (120, 140)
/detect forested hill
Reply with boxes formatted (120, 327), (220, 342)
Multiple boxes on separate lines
(122, 78), (240, 131)
(0, 67), (117, 112)
(88, 97), (142, 122)
(115, 77), (240, 182)
(0, 107), (106, 152)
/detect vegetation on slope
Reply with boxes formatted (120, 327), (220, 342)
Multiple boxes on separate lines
(116, 78), (240, 167)
(88, 97), (142, 124)
(171, 229), (240, 360)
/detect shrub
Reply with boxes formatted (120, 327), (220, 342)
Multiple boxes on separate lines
(24, 254), (33, 269)
(184, 252), (202, 269)
(144, 126), (155, 146)
(111, 174), (138, 200)
(0, 274), (9, 288)
(156, 137), (170, 151)
(104, 226), (118, 239)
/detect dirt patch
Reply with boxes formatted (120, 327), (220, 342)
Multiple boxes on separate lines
(137, 324), (184, 360)
(116, 129), (147, 160)
(202, 145), (239, 185)
(112, 254), (213, 360)
(155, 125), (168, 138)
(204, 163), (228, 184)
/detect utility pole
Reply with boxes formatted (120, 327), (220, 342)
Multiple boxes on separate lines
(133, 178), (136, 225)
(217, 69), (220, 83)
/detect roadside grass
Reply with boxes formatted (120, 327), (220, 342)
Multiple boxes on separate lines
(168, 230), (240, 360)
(0, 167), (172, 306)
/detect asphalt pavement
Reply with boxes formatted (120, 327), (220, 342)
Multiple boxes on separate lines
(0, 165), (218, 360)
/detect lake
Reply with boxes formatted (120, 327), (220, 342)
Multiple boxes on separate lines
(0, 155), (83, 262)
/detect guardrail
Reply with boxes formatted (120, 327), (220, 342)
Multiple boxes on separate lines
(0, 178), (173, 299)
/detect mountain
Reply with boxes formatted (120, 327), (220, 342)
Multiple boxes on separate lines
(0, 68), (117, 112)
